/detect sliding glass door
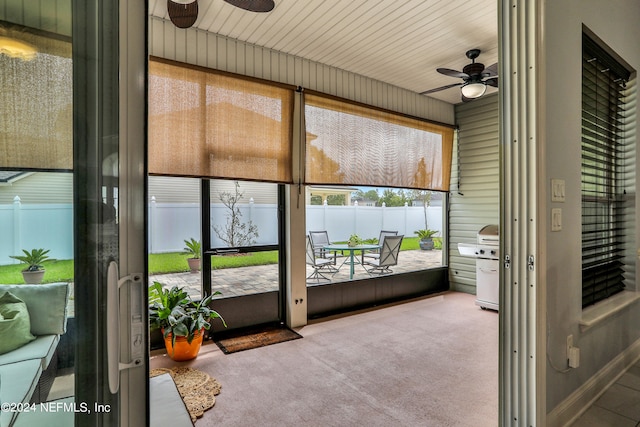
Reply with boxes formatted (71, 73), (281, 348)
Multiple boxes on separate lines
(0, 1), (146, 426)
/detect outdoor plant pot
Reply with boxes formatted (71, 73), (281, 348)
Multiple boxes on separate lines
(163, 328), (205, 361)
(22, 270), (45, 284)
(187, 257), (200, 273)
(419, 238), (435, 251)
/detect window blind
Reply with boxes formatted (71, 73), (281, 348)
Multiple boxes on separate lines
(0, 28), (72, 170)
(148, 58), (294, 183)
(581, 32), (633, 308)
(304, 93), (454, 191)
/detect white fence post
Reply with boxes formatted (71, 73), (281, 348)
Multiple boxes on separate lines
(404, 202), (409, 236)
(249, 197), (255, 224)
(12, 196), (21, 263)
(381, 202), (386, 230)
(149, 196), (156, 254)
(322, 199), (327, 231)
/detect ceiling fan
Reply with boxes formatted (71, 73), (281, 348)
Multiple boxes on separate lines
(420, 49), (498, 102)
(167, 0), (274, 29)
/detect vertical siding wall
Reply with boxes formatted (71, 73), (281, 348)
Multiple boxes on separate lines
(148, 16), (455, 126)
(0, 0), (72, 36)
(448, 93), (500, 293)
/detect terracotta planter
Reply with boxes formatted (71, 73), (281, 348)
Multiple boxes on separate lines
(22, 270), (45, 284)
(187, 258), (201, 273)
(163, 328), (205, 361)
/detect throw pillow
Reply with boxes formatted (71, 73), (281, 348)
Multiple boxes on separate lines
(0, 291), (37, 355)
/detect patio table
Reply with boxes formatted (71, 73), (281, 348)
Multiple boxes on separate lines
(323, 244), (381, 279)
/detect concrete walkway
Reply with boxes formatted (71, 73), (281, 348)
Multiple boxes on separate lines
(149, 249), (444, 299)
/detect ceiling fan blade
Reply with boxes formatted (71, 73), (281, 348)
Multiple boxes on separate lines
(420, 82), (463, 95)
(484, 77), (499, 87)
(483, 62), (498, 77)
(224, 0), (275, 12)
(436, 68), (469, 79)
(167, 0), (198, 29)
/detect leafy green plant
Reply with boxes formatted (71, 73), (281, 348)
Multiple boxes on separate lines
(347, 234), (363, 246)
(148, 282), (226, 349)
(183, 238), (201, 259)
(414, 229), (438, 240)
(9, 248), (52, 271)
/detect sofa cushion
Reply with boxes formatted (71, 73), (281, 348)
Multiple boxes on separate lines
(0, 292), (36, 355)
(0, 359), (42, 427)
(0, 335), (59, 369)
(0, 283), (69, 335)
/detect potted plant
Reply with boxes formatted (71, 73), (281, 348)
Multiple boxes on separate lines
(149, 282), (226, 361)
(9, 248), (52, 284)
(183, 238), (201, 273)
(347, 234), (363, 247)
(414, 229), (438, 251)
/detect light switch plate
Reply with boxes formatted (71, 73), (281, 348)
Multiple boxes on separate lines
(551, 179), (565, 202)
(552, 208), (562, 231)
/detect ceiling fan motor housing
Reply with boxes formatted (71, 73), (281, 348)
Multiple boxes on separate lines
(462, 62), (485, 79)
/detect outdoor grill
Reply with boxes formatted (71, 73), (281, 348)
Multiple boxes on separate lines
(458, 224), (500, 311)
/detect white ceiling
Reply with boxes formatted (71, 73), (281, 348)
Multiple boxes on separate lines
(149, 0), (498, 105)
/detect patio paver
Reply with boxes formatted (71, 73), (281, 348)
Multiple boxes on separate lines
(149, 249), (444, 299)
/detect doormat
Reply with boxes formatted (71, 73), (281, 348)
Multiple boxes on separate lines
(150, 366), (221, 423)
(214, 323), (303, 354)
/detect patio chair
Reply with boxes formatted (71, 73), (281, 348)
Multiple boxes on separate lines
(362, 230), (398, 262)
(308, 230), (342, 271)
(363, 235), (403, 275)
(306, 237), (334, 283)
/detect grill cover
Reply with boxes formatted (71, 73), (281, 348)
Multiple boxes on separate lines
(477, 224), (499, 246)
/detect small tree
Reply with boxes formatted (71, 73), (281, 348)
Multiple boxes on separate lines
(213, 181), (259, 247)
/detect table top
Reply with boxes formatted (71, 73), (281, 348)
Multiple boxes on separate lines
(323, 243), (381, 251)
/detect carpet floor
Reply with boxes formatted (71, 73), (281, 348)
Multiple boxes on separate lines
(150, 291), (498, 426)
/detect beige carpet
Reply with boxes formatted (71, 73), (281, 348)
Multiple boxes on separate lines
(150, 367), (221, 423)
(150, 291), (498, 426)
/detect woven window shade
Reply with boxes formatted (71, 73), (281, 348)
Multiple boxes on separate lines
(0, 30), (72, 170)
(149, 59), (293, 183)
(304, 94), (454, 191)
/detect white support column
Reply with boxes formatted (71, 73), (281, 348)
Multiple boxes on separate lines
(499, 0), (545, 425)
(285, 88), (307, 328)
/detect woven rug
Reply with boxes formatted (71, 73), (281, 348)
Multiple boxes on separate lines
(214, 323), (303, 354)
(150, 367), (221, 423)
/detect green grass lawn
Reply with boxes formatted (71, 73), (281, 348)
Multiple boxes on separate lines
(0, 260), (74, 285)
(0, 237), (439, 283)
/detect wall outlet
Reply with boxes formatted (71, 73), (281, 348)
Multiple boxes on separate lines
(567, 334), (580, 368)
(568, 346), (580, 368)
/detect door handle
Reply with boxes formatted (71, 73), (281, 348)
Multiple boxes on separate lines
(107, 261), (144, 394)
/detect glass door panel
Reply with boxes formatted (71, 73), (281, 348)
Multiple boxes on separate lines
(0, 1), (147, 426)
(205, 179), (284, 330)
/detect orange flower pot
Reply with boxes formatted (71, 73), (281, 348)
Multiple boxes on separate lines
(163, 328), (205, 361)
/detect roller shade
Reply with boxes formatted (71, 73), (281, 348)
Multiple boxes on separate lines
(304, 94), (454, 191)
(148, 58), (294, 183)
(0, 28), (72, 170)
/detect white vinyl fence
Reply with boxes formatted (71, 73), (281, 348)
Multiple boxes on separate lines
(0, 197), (74, 263)
(1, 197), (443, 263)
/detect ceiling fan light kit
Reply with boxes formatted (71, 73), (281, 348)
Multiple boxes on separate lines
(460, 82), (487, 99)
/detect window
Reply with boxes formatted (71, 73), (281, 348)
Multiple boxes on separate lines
(581, 31), (634, 308)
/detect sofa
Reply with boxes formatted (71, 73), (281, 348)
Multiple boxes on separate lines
(0, 283), (70, 427)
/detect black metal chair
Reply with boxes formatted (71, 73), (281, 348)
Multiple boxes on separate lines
(306, 237), (334, 283)
(363, 235), (403, 275)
